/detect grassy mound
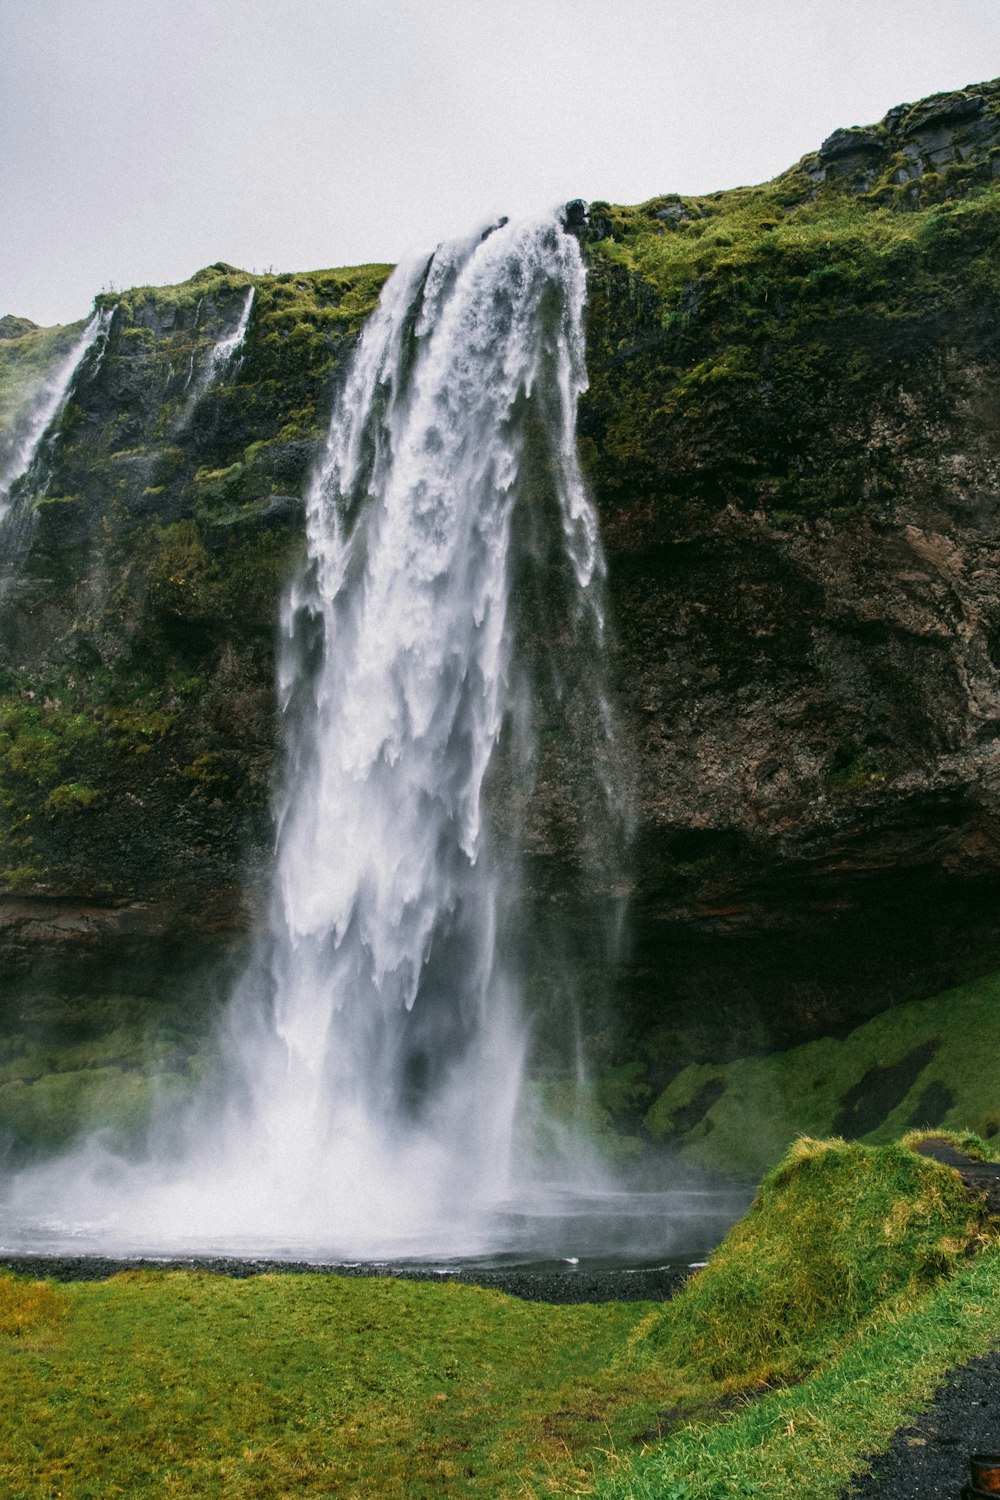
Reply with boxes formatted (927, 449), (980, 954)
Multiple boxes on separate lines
(598, 1244), (1000, 1500)
(637, 1137), (987, 1391)
(597, 1138), (1000, 1499)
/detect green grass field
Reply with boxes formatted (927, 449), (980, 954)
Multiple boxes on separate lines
(1, 1136), (998, 1498)
(0, 1271), (682, 1498)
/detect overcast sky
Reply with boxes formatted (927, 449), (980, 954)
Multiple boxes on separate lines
(4, 0), (1000, 326)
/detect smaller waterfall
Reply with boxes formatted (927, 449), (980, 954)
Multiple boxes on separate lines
(206, 287), (255, 381)
(0, 309), (110, 522)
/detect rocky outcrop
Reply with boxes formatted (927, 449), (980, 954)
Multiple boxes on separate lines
(813, 87), (1000, 195)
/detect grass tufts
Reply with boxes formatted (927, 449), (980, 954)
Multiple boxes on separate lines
(637, 1139), (986, 1391)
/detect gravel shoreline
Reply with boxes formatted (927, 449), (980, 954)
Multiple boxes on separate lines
(842, 1346), (1000, 1499)
(0, 1254), (692, 1304)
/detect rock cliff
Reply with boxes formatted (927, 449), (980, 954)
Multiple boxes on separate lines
(3, 81), (1000, 1117)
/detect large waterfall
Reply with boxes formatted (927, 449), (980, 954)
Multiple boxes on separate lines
(5, 214), (661, 1260)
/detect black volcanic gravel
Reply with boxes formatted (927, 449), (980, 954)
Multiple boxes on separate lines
(0, 1255), (691, 1304)
(842, 1346), (1000, 1498)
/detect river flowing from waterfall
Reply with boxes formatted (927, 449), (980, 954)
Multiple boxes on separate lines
(2, 214), (746, 1263)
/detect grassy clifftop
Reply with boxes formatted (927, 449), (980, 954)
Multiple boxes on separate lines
(582, 78), (1000, 523)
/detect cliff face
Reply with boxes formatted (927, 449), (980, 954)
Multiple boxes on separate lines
(3, 83), (1000, 1086)
(575, 80), (1000, 1065)
(0, 262), (388, 980)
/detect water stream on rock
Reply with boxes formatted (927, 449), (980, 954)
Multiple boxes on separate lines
(0, 309), (110, 526)
(1, 215), (747, 1263)
(205, 285), (255, 383)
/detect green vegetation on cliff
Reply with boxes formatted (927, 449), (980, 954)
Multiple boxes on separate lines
(582, 79), (1000, 525)
(0, 259), (389, 914)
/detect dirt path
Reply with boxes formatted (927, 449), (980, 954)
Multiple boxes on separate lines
(843, 1346), (1000, 1498)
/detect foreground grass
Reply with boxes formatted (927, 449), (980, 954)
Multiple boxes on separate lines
(0, 1271), (681, 1498)
(1, 1138), (996, 1497)
(592, 1135), (1000, 1497)
(597, 1239), (1000, 1500)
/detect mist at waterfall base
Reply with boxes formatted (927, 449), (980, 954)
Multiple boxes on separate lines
(1, 215), (747, 1267)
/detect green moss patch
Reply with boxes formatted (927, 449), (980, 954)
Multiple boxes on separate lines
(0, 318), (90, 436)
(645, 969), (1000, 1177)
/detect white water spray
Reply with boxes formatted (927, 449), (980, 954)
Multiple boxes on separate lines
(2, 215), (711, 1261)
(206, 286), (255, 381)
(0, 310), (109, 522)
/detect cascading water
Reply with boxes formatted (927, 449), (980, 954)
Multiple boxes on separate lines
(0, 309), (109, 525)
(251, 211), (605, 1244)
(1, 214), (750, 1262)
(205, 286), (255, 382)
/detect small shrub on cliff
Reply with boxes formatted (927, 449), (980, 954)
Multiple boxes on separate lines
(44, 782), (99, 815)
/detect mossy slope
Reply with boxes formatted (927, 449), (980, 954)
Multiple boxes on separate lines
(637, 1137), (986, 1391)
(645, 968), (1000, 1177)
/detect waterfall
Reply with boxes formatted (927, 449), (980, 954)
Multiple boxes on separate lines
(205, 286), (255, 381)
(4, 213), (635, 1260)
(0, 309), (109, 523)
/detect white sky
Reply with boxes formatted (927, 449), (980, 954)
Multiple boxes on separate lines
(3, 0), (1000, 326)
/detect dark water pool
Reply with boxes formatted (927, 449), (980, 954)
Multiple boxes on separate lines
(0, 1183), (753, 1302)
